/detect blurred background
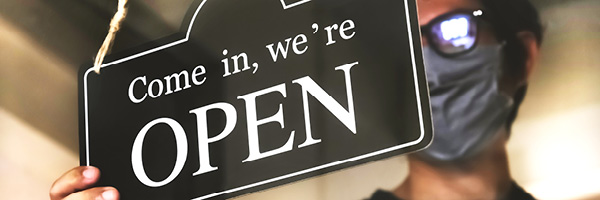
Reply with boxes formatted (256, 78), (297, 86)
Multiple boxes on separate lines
(0, 0), (599, 199)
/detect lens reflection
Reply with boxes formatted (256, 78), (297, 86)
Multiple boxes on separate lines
(430, 14), (477, 55)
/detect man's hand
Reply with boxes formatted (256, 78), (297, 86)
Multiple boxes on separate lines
(50, 166), (119, 200)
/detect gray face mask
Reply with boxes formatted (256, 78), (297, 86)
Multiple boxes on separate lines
(417, 44), (514, 162)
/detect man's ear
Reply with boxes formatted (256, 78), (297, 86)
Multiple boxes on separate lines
(516, 31), (540, 85)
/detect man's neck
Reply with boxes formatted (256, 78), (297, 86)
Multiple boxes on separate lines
(394, 132), (512, 200)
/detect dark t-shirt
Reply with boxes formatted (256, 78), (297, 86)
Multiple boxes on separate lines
(367, 182), (535, 200)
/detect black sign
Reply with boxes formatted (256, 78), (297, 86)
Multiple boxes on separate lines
(78, 0), (432, 199)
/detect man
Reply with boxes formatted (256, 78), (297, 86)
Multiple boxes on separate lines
(50, 0), (542, 199)
(369, 0), (542, 199)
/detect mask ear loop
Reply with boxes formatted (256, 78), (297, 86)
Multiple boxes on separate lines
(93, 0), (128, 74)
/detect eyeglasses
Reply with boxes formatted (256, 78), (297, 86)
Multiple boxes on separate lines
(421, 10), (486, 57)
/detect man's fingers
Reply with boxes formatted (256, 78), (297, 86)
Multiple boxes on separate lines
(50, 166), (100, 200)
(63, 187), (119, 200)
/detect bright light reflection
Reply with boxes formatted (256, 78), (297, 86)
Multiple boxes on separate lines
(440, 17), (469, 41)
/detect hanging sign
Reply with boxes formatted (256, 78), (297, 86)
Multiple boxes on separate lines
(78, 0), (432, 199)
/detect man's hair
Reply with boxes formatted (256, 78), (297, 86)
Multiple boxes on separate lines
(480, 0), (543, 131)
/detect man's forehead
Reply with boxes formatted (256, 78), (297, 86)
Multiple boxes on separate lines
(417, 0), (482, 24)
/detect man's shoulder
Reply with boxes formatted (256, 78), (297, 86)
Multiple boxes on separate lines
(503, 181), (536, 200)
(366, 182), (535, 200)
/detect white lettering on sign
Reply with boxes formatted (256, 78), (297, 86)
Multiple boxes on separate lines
(293, 61), (358, 148)
(128, 19), (358, 105)
(265, 34), (310, 63)
(324, 19), (356, 46)
(131, 62), (358, 186)
(238, 83), (295, 162)
(190, 102), (237, 175)
(222, 49), (259, 77)
(131, 117), (188, 187)
(128, 65), (207, 103)
(128, 76), (147, 103)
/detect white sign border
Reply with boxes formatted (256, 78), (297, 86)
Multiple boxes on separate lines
(82, 0), (426, 199)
